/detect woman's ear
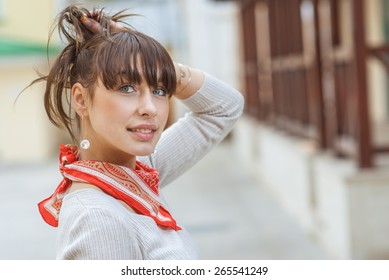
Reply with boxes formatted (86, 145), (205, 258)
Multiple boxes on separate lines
(71, 82), (89, 116)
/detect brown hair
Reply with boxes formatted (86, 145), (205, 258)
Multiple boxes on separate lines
(31, 5), (176, 142)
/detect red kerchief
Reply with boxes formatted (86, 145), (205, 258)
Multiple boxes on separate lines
(38, 144), (181, 230)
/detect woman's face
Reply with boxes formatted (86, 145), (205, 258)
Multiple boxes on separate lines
(80, 75), (170, 167)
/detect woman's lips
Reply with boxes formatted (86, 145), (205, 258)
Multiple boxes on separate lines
(127, 125), (157, 141)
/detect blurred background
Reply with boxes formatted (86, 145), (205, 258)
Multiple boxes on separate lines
(1, 0), (389, 260)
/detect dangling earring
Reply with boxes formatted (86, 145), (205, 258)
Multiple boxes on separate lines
(80, 115), (90, 150)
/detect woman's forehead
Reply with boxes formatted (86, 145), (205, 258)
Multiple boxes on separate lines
(93, 31), (176, 92)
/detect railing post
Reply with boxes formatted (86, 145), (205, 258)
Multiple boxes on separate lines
(353, 0), (373, 168)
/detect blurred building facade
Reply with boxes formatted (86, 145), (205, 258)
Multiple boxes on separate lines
(234, 0), (389, 259)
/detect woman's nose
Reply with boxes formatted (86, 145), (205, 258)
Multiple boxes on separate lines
(138, 90), (157, 117)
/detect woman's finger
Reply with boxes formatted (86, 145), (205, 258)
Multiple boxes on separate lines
(81, 9), (125, 34)
(109, 20), (125, 31)
(89, 9), (103, 21)
(81, 15), (104, 34)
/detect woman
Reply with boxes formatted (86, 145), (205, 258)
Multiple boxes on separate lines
(34, 5), (244, 259)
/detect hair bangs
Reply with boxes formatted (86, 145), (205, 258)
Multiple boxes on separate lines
(96, 31), (176, 94)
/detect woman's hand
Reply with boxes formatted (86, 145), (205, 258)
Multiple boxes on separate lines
(81, 9), (125, 34)
(173, 62), (205, 100)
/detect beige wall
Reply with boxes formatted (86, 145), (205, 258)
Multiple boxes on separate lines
(0, 58), (64, 163)
(0, 0), (66, 163)
(0, 0), (56, 43)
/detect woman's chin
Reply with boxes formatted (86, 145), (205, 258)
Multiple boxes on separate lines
(133, 148), (156, 157)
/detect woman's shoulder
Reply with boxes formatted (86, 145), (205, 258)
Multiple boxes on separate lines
(60, 187), (133, 224)
(60, 186), (151, 227)
(57, 188), (144, 259)
(64, 186), (117, 208)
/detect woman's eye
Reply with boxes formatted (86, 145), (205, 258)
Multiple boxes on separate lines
(153, 88), (167, 97)
(119, 84), (136, 94)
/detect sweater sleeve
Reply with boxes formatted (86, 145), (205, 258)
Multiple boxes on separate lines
(141, 72), (244, 187)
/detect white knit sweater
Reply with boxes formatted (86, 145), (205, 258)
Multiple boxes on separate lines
(56, 73), (244, 259)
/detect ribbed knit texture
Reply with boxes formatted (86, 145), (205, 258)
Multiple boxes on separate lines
(56, 73), (244, 259)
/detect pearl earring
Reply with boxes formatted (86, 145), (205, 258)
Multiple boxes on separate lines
(80, 115), (90, 150)
(80, 139), (90, 150)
